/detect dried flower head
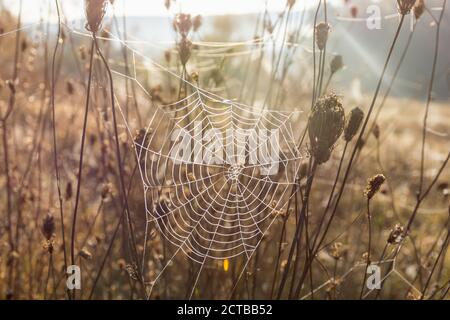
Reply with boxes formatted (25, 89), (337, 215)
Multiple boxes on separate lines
(174, 13), (192, 38)
(387, 224), (404, 244)
(125, 264), (138, 280)
(193, 15), (202, 32)
(315, 22), (330, 50)
(178, 38), (192, 66)
(351, 5), (358, 18)
(330, 54), (343, 74)
(364, 174), (386, 199)
(308, 93), (345, 164)
(6, 79), (16, 94)
(298, 162), (308, 180)
(84, 0), (109, 33)
(372, 123), (380, 140)
(79, 45), (87, 60)
(79, 248), (93, 260)
(287, 0), (296, 9)
(344, 107), (364, 142)
(65, 181), (73, 200)
(329, 242), (344, 260)
(414, 0), (425, 20)
(101, 182), (113, 199)
(42, 213), (55, 241)
(66, 80), (75, 95)
(397, 0), (416, 15)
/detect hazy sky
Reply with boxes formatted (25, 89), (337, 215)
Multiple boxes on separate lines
(4, 0), (341, 22)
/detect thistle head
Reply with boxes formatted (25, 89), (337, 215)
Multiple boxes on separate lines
(84, 0), (109, 33)
(344, 107), (364, 142)
(308, 93), (345, 164)
(364, 174), (386, 200)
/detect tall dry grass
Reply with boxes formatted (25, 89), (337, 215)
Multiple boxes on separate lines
(0, 0), (449, 300)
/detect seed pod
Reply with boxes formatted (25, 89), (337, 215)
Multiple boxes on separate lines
(364, 174), (386, 200)
(344, 107), (364, 142)
(330, 55), (343, 75)
(308, 93), (345, 164)
(315, 22), (330, 50)
(42, 213), (55, 241)
(84, 0), (109, 33)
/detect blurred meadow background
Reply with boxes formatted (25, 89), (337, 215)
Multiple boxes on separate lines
(0, 0), (450, 300)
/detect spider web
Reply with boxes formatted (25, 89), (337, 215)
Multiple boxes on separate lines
(65, 18), (309, 297)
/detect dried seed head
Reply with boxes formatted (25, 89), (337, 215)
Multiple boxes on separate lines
(79, 45), (87, 60)
(193, 15), (202, 32)
(65, 181), (73, 200)
(351, 5), (358, 18)
(66, 80), (75, 95)
(21, 39), (28, 52)
(308, 93), (345, 164)
(165, 0), (171, 10)
(364, 174), (386, 199)
(101, 182), (113, 199)
(414, 0), (425, 20)
(387, 224), (404, 244)
(164, 49), (172, 63)
(372, 123), (380, 140)
(125, 264), (138, 280)
(298, 162), (308, 180)
(79, 248), (93, 260)
(329, 242), (344, 260)
(287, 0), (296, 9)
(6, 80), (16, 94)
(84, 0), (109, 33)
(174, 13), (192, 38)
(315, 22), (330, 50)
(397, 0), (416, 15)
(344, 107), (364, 142)
(330, 55), (343, 74)
(178, 38), (192, 66)
(42, 213), (55, 241)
